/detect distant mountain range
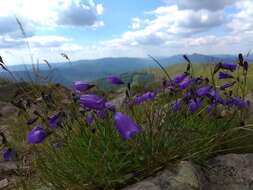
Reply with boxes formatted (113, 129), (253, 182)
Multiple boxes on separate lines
(0, 54), (252, 87)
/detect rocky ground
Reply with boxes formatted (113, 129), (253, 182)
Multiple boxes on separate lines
(123, 154), (253, 190)
(1, 152), (253, 189)
(0, 101), (18, 189)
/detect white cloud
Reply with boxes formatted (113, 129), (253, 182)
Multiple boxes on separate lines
(27, 36), (72, 48)
(166, 0), (235, 11)
(148, 5), (225, 34)
(0, 0), (104, 65)
(129, 17), (150, 30)
(56, 43), (83, 52)
(0, 34), (73, 49)
(56, 0), (101, 27)
(0, 36), (24, 49)
(0, 16), (35, 38)
(0, 38), (84, 65)
(0, 0), (104, 31)
(227, 0), (253, 34)
(105, 4), (226, 50)
(96, 4), (104, 15)
(92, 21), (105, 28)
(130, 18), (141, 30)
(95, 1), (252, 59)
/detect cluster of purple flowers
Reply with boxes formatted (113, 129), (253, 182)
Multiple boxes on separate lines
(133, 91), (156, 105)
(2, 57), (250, 160)
(74, 76), (141, 140)
(167, 61), (250, 114)
(21, 75), (140, 150)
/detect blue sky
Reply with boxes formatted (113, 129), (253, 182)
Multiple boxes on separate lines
(37, 0), (163, 45)
(0, 0), (252, 65)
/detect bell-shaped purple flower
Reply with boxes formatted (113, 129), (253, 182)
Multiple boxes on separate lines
(188, 99), (202, 113)
(85, 113), (94, 125)
(179, 77), (192, 89)
(96, 109), (108, 119)
(218, 72), (234, 79)
(114, 112), (141, 140)
(74, 81), (94, 92)
(133, 91), (156, 105)
(48, 113), (59, 129)
(220, 63), (237, 72)
(173, 73), (187, 84)
(80, 94), (106, 110)
(107, 75), (124, 85)
(171, 99), (181, 112)
(133, 95), (142, 105)
(207, 103), (216, 113)
(27, 126), (47, 144)
(208, 89), (225, 105)
(183, 91), (192, 99)
(227, 97), (249, 109)
(105, 101), (116, 112)
(197, 86), (212, 97)
(220, 81), (236, 90)
(142, 91), (156, 101)
(3, 148), (14, 161)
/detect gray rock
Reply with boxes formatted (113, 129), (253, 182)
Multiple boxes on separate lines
(123, 154), (253, 190)
(0, 179), (8, 189)
(203, 154), (253, 190)
(0, 161), (18, 174)
(124, 182), (160, 190)
(0, 102), (18, 117)
(0, 101), (19, 140)
(123, 161), (201, 190)
(111, 93), (126, 109)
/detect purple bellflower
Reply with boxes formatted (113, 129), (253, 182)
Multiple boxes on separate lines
(96, 109), (108, 119)
(173, 73), (187, 84)
(220, 63), (237, 72)
(218, 72), (234, 79)
(48, 113), (60, 129)
(227, 97), (249, 109)
(171, 99), (181, 112)
(179, 77), (192, 89)
(183, 91), (192, 99)
(74, 81), (94, 92)
(220, 81), (236, 90)
(208, 89), (225, 105)
(188, 99), (202, 113)
(85, 113), (94, 125)
(114, 112), (141, 140)
(107, 75), (124, 85)
(133, 91), (156, 105)
(3, 148), (14, 161)
(80, 94), (106, 110)
(141, 91), (156, 101)
(133, 95), (142, 105)
(105, 101), (116, 112)
(27, 126), (47, 144)
(196, 86), (212, 97)
(207, 103), (216, 113)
